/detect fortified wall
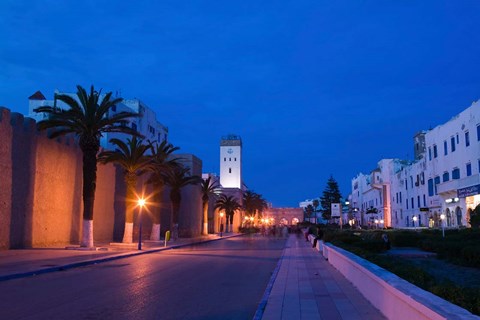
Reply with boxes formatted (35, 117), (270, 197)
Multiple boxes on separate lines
(0, 107), (202, 249)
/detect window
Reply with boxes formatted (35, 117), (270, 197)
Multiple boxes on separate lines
(444, 140), (448, 155)
(479, 159), (480, 173)
(224, 158), (226, 161)
(229, 158), (231, 161)
(399, 192), (402, 203)
(423, 194), (426, 207)
(234, 158), (236, 161)
(428, 147), (432, 161)
(396, 193), (398, 203)
(229, 168), (232, 173)
(417, 196), (420, 208)
(434, 176), (440, 195)
(405, 179), (408, 190)
(406, 200), (409, 209)
(451, 137), (456, 152)
(433, 145), (438, 158)
(456, 134), (459, 144)
(421, 172), (425, 185)
(452, 168), (460, 180)
(466, 163), (472, 176)
(465, 131), (470, 147)
(428, 179), (434, 196)
(411, 197), (414, 209)
(477, 125), (480, 141)
(443, 172), (449, 182)
(410, 176), (413, 188)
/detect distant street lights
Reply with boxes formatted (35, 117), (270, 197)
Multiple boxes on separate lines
(380, 219), (384, 229)
(413, 216), (418, 230)
(374, 219), (379, 229)
(137, 197), (146, 250)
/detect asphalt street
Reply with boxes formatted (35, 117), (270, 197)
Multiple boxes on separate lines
(0, 235), (286, 320)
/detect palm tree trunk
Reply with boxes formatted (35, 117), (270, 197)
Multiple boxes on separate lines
(150, 188), (163, 241)
(202, 201), (209, 235)
(81, 148), (97, 247)
(122, 174), (136, 243)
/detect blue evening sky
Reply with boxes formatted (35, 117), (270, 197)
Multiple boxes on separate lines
(1, 1), (479, 207)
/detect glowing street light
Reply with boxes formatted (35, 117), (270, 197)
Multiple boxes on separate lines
(440, 214), (446, 238)
(137, 197), (146, 250)
(374, 219), (379, 229)
(219, 212), (224, 237)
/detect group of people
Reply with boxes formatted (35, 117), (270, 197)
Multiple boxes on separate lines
(260, 224), (289, 238)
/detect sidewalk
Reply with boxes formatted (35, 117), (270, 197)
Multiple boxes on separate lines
(259, 234), (386, 320)
(0, 234), (238, 281)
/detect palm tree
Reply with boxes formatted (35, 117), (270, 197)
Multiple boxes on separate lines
(305, 205), (314, 223)
(147, 140), (180, 241)
(163, 165), (201, 239)
(243, 190), (258, 220)
(215, 194), (241, 233)
(98, 137), (152, 243)
(34, 85), (138, 247)
(200, 176), (219, 235)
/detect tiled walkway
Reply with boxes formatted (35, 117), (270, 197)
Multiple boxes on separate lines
(262, 234), (385, 320)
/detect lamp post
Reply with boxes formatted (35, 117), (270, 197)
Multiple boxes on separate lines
(440, 214), (446, 238)
(137, 198), (146, 250)
(219, 212), (224, 237)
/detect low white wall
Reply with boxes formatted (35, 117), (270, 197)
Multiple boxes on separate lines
(310, 239), (479, 320)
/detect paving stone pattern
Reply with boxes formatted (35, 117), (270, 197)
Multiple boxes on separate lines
(262, 234), (386, 320)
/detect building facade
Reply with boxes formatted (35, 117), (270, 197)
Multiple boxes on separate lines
(349, 101), (480, 229)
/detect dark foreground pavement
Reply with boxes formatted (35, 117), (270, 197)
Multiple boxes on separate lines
(0, 234), (285, 320)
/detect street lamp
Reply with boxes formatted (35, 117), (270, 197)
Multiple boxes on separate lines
(413, 216), (418, 230)
(137, 198), (146, 250)
(440, 214), (446, 238)
(374, 219), (379, 229)
(219, 212), (224, 237)
(380, 219), (384, 229)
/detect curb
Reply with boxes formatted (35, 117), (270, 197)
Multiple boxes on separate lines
(0, 233), (243, 282)
(252, 244), (286, 320)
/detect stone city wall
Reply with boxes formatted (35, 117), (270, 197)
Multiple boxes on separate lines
(0, 107), (202, 249)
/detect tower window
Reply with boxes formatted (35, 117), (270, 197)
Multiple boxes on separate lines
(224, 158), (226, 161)
(229, 168), (232, 173)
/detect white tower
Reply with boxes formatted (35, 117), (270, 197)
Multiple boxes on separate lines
(220, 134), (242, 189)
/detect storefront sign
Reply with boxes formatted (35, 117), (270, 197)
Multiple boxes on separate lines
(457, 184), (480, 198)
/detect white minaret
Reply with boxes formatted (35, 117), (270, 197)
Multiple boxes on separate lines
(220, 134), (242, 189)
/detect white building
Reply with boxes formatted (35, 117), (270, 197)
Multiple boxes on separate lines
(27, 90), (168, 151)
(424, 102), (480, 228)
(350, 100), (480, 229)
(219, 134), (242, 189)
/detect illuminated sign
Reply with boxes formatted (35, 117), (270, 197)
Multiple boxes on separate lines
(457, 184), (480, 198)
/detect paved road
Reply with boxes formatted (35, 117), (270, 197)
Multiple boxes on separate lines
(0, 236), (285, 320)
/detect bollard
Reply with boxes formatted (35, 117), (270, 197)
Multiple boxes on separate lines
(164, 230), (171, 247)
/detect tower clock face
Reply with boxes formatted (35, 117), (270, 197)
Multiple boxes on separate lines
(227, 148), (233, 154)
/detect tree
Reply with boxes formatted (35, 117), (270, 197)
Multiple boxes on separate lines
(147, 140), (180, 240)
(163, 166), (201, 239)
(215, 194), (241, 233)
(98, 137), (152, 243)
(312, 199), (319, 223)
(34, 85), (138, 247)
(304, 204), (314, 223)
(242, 190), (268, 226)
(320, 176), (343, 221)
(200, 176), (219, 235)
(469, 204), (480, 228)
